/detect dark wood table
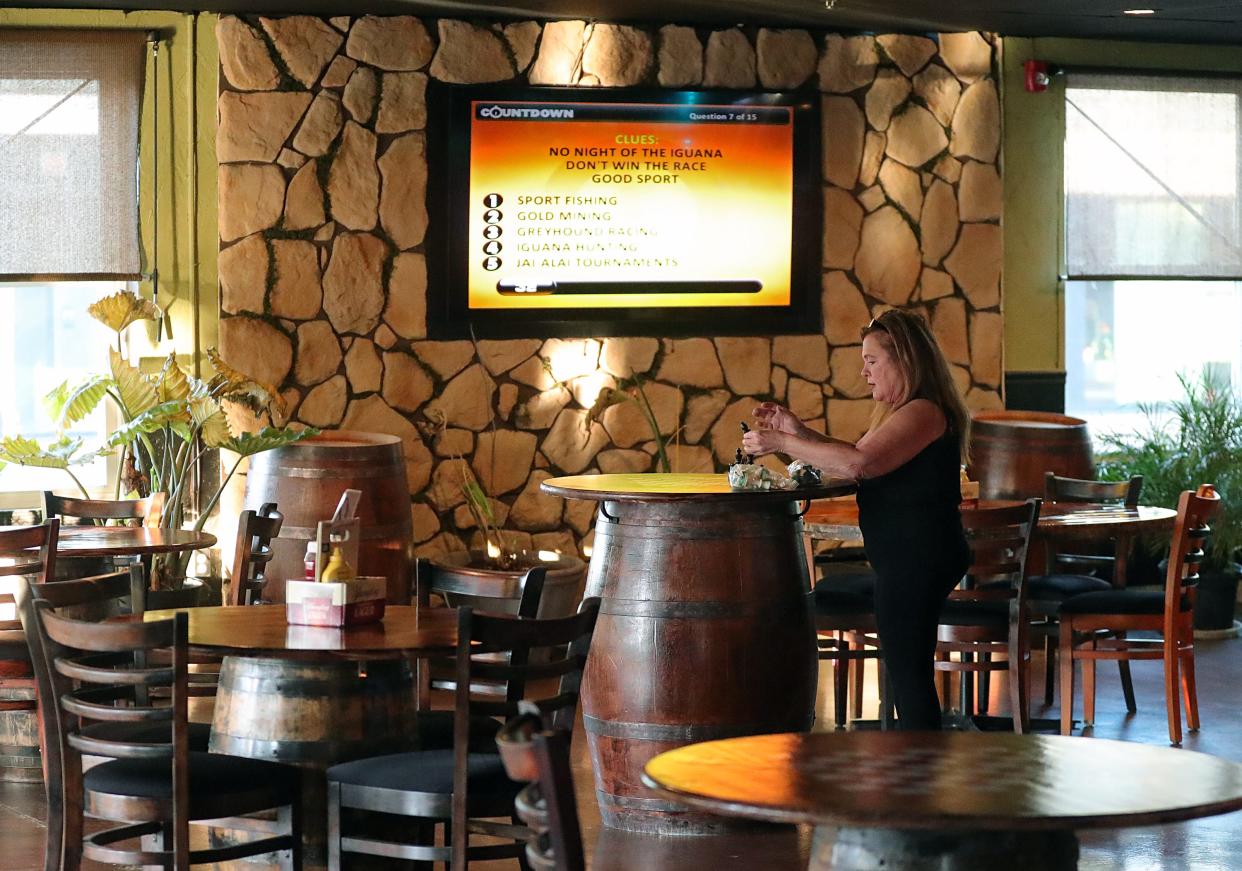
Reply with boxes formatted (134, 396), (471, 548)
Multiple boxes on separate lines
(143, 603), (457, 660)
(806, 498), (1176, 587)
(541, 472), (855, 834)
(143, 604), (456, 867)
(55, 526), (217, 559)
(643, 731), (1242, 870)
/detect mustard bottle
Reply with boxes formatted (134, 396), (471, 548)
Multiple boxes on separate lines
(319, 537), (355, 582)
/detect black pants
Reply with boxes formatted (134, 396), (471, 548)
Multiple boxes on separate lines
(873, 568), (963, 730)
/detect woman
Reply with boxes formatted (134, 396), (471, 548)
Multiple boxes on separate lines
(742, 309), (970, 730)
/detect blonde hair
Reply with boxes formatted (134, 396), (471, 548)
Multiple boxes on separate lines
(861, 310), (971, 463)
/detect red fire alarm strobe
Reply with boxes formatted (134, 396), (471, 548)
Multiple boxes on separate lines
(1025, 60), (1051, 93)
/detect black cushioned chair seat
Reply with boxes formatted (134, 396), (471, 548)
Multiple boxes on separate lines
(81, 720), (211, 752)
(415, 711), (503, 752)
(813, 572), (877, 615)
(938, 598), (1010, 627)
(326, 749), (519, 798)
(84, 752), (298, 801)
(1058, 589), (1185, 616)
(1027, 574), (1113, 601)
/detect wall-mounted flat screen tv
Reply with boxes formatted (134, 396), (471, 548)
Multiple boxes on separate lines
(425, 83), (822, 339)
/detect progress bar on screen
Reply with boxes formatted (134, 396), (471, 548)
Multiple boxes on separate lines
(495, 280), (763, 296)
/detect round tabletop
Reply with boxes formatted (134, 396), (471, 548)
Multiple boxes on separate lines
(1037, 502), (1178, 539)
(804, 499), (1178, 543)
(141, 604), (457, 661)
(541, 473), (855, 504)
(57, 527), (218, 558)
(643, 732), (1242, 832)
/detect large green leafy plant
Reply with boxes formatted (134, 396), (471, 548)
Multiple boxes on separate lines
(0, 289), (317, 541)
(1096, 368), (1242, 572)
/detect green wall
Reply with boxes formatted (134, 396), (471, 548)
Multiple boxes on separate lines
(0, 8), (218, 374)
(1002, 37), (1242, 375)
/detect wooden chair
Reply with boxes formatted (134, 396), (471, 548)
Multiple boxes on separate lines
(14, 566), (213, 871)
(28, 597), (302, 870)
(1031, 473), (1144, 707)
(227, 503), (283, 606)
(1059, 485), (1221, 745)
(0, 521), (60, 789)
(326, 598), (600, 871)
(414, 557), (548, 749)
(803, 533), (892, 728)
(41, 492), (165, 528)
(935, 499), (1042, 733)
(496, 706), (585, 871)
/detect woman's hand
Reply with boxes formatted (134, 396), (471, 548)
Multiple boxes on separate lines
(752, 402), (807, 438)
(741, 427), (787, 458)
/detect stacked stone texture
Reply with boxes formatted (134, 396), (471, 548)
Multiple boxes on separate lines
(216, 18), (1005, 560)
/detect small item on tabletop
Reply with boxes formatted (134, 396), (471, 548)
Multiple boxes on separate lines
(320, 534), (356, 582)
(303, 541), (320, 581)
(729, 421), (798, 490)
(788, 460), (823, 488)
(286, 489), (385, 626)
(959, 466), (980, 506)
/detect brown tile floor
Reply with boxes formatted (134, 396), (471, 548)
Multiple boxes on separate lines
(4, 638), (1242, 870)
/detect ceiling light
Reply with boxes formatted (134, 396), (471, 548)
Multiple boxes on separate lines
(1123, 8), (1157, 14)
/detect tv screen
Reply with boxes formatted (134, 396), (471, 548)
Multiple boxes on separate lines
(425, 84), (822, 339)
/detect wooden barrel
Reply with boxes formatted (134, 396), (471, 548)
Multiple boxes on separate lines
(582, 498), (817, 835)
(968, 411), (1094, 500)
(209, 656), (416, 866)
(245, 431), (413, 604)
(0, 685), (40, 784)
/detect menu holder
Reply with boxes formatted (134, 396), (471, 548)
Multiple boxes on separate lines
(286, 517), (385, 626)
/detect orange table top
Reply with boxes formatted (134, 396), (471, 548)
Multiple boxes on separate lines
(542, 472), (855, 504)
(643, 731), (1242, 831)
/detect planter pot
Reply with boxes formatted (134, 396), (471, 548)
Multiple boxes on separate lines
(427, 550), (587, 619)
(144, 577), (213, 611)
(1194, 566), (1241, 633)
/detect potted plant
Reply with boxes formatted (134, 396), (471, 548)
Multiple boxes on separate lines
(0, 289), (318, 592)
(1096, 368), (1242, 632)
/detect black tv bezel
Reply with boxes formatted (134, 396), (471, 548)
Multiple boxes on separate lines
(424, 82), (823, 340)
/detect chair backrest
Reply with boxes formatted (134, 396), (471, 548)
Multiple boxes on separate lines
(228, 503), (283, 606)
(496, 708), (584, 871)
(956, 499), (1043, 610)
(416, 560), (548, 703)
(42, 491), (166, 528)
(1165, 485), (1223, 629)
(1044, 472), (1142, 508)
(450, 600), (600, 870)
(22, 587), (191, 860)
(0, 520), (60, 641)
(415, 557), (548, 618)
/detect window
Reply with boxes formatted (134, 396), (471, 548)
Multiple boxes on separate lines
(1063, 73), (1242, 435)
(0, 30), (146, 502)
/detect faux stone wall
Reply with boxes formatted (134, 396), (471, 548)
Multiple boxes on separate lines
(216, 17), (1004, 560)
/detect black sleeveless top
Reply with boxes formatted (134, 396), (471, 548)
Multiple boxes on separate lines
(856, 427), (969, 583)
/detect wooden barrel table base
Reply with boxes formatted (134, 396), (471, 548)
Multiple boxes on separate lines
(0, 685), (40, 783)
(542, 474), (854, 835)
(209, 656), (416, 867)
